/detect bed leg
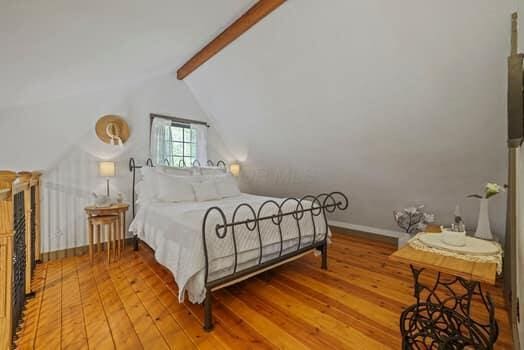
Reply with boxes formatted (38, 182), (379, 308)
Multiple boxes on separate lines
(321, 243), (328, 270)
(203, 290), (214, 332)
(133, 235), (139, 251)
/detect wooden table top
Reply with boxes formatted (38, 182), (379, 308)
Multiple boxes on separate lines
(389, 245), (497, 285)
(85, 203), (129, 213)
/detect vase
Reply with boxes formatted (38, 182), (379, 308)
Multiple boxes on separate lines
(474, 198), (493, 240)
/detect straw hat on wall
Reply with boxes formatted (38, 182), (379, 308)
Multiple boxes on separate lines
(95, 115), (130, 146)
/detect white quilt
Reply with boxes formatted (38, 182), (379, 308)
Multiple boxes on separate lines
(129, 193), (329, 303)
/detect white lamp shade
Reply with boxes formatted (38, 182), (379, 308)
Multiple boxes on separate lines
(230, 163), (240, 177)
(99, 161), (116, 177)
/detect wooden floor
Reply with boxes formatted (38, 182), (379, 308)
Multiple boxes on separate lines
(16, 232), (513, 349)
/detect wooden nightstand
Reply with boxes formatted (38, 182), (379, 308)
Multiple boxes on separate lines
(85, 203), (129, 263)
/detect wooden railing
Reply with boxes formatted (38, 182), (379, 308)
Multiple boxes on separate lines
(0, 170), (42, 349)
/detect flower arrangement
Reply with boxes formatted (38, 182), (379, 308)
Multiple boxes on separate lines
(467, 183), (505, 200)
(393, 205), (435, 234)
(467, 182), (505, 240)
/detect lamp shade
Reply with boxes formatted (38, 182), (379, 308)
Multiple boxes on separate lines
(230, 163), (240, 177)
(99, 161), (116, 177)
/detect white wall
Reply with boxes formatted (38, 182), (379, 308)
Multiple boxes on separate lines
(186, 0), (514, 238)
(0, 73), (230, 252)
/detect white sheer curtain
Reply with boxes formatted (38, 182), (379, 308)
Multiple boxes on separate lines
(150, 117), (173, 165)
(191, 123), (208, 164)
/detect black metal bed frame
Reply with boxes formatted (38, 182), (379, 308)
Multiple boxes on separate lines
(128, 157), (349, 330)
(200, 191), (348, 330)
(162, 158), (227, 168)
(194, 159), (225, 168)
(129, 157), (228, 219)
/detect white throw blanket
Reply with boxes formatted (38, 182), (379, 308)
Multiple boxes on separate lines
(409, 233), (503, 274)
(129, 194), (329, 303)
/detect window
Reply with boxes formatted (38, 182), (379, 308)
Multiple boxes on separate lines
(166, 123), (196, 167)
(150, 115), (208, 167)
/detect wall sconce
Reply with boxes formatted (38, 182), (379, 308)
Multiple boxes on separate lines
(99, 161), (116, 196)
(230, 163), (240, 177)
(95, 115), (130, 147)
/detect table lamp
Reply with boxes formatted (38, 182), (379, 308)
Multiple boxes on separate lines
(99, 161), (116, 196)
(230, 163), (240, 177)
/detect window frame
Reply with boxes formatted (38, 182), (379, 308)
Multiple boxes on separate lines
(168, 122), (196, 167)
(149, 114), (209, 167)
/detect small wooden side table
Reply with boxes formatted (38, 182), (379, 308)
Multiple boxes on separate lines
(85, 203), (129, 263)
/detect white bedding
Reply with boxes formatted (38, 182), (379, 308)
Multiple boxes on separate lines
(129, 193), (329, 303)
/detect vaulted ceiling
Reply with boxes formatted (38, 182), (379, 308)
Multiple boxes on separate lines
(0, 0), (255, 110)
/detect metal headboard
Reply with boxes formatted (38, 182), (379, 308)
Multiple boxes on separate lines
(129, 157), (228, 218)
(128, 158), (154, 218)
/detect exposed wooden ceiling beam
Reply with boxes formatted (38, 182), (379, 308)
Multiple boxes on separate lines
(177, 0), (286, 80)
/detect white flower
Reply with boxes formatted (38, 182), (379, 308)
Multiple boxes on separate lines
(423, 213), (435, 223)
(485, 183), (502, 193)
(485, 182), (505, 199)
(394, 211), (404, 221)
(416, 222), (427, 230)
(404, 207), (418, 214)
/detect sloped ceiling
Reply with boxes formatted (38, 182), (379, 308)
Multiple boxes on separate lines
(185, 0), (515, 235)
(0, 0), (256, 110)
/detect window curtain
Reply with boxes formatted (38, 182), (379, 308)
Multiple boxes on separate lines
(191, 123), (208, 163)
(151, 117), (173, 165)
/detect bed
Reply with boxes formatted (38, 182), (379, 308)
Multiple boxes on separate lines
(128, 158), (348, 331)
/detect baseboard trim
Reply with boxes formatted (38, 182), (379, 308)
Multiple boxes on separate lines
(329, 220), (410, 248)
(42, 223), (407, 261)
(41, 237), (135, 262)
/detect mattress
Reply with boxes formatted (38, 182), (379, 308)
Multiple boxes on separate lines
(129, 193), (329, 303)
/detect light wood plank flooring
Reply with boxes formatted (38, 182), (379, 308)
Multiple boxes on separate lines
(16, 232), (512, 349)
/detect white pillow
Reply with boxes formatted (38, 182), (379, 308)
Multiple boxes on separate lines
(135, 181), (156, 204)
(215, 174), (241, 198)
(192, 181), (221, 202)
(157, 165), (197, 176)
(154, 172), (195, 202)
(140, 166), (157, 179)
(136, 167), (158, 203)
(140, 167), (195, 202)
(200, 166), (227, 176)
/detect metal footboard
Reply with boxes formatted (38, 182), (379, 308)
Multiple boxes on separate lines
(201, 192), (349, 331)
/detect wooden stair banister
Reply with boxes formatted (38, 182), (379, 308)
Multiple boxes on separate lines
(17, 172), (33, 296)
(0, 171), (18, 350)
(31, 172), (42, 264)
(0, 170), (41, 348)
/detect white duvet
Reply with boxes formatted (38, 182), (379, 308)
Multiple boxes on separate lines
(129, 193), (330, 303)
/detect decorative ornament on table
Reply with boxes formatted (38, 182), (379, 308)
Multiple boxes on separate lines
(467, 182), (505, 241)
(116, 192), (124, 203)
(393, 205), (435, 235)
(452, 204), (466, 232)
(92, 192), (112, 208)
(440, 205), (467, 247)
